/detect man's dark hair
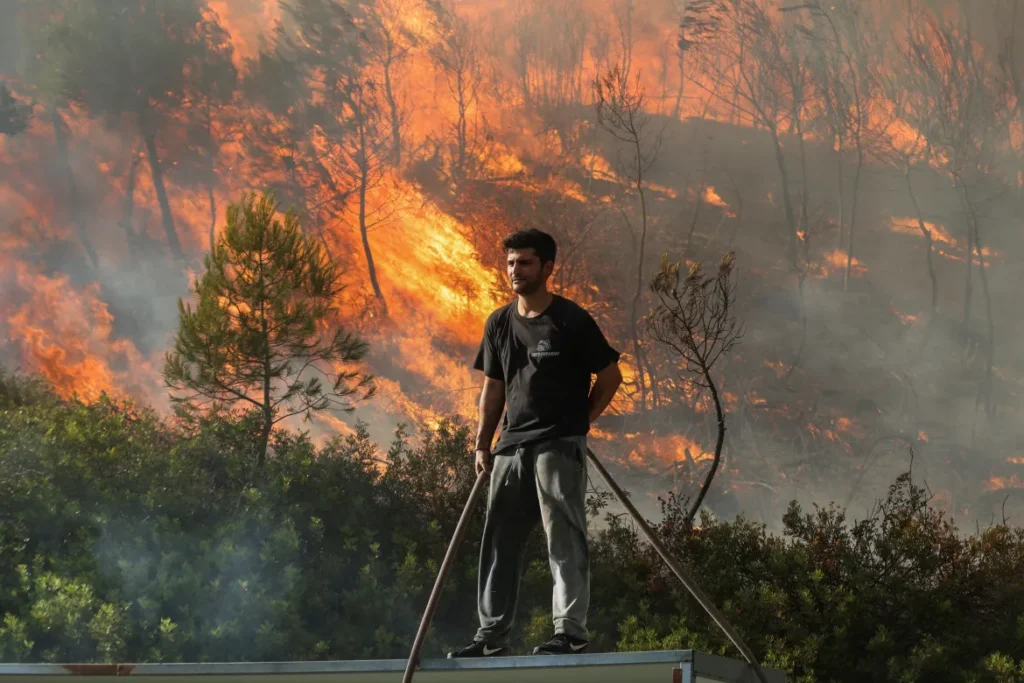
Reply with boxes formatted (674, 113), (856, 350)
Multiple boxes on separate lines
(502, 229), (557, 264)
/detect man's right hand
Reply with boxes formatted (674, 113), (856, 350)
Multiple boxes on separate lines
(475, 449), (493, 476)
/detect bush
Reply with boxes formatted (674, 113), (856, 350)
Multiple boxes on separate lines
(2, 368), (1024, 680)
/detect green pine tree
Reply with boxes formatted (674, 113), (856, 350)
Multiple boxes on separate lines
(163, 191), (375, 466)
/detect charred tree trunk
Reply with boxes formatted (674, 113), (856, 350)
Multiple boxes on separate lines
(961, 185), (994, 417)
(382, 46), (402, 166)
(121, 145), (142, 260)
(844, 144), (864, 292)
(456, 67), (469, 184)
(905, 168), (938, 317)
(205, 107), (218, 255)
(616, 0), (635, 92)
(514, 31), (533, 111)
(974, 232), (995, 417)
(140, 109), (184, 262)
(628, 321), (648, 412)
(208, 181), (217, 255)
(257, 412), (273, 469)
(630, 151), (651, 413)
(732, 35), (746, 128)
(795, 114), (809, 241)
(670, 49), (685, 120)
(287, 141), (305, 214)
(958, 181), (974, 352)
(834, 143), (845, 250)
(727, 191), (744, 248)
(769, 125), (799, 269)
(785, 230), (813, 383)
(358, 128), (387, 315)
(972, 230), (995, 417)
(685, 178), (706, 256)
(50, 106), (99, 270)
(359, 176), (386, 312)
(685, 364), (726, 526)
(258, 240), (272, 469)
(308, 154), (348, 263)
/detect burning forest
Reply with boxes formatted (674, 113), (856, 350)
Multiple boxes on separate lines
(2, 0), (1024, 528)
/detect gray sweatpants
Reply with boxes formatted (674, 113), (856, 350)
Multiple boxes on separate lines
(474, 436), (590, 645)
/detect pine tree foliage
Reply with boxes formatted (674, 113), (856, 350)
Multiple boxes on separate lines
(163, 192), (375, 465)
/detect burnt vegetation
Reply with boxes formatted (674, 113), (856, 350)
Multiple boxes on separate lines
(3, 0), (1024, 677)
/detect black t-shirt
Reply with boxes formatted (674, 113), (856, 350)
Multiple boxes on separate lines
(473, 295), (620, 454)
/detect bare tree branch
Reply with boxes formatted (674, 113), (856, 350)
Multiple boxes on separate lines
(647, 252), (744, 526)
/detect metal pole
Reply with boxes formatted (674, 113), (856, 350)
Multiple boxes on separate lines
(402, 470), (489, 683)
(586, 447), (769, 683)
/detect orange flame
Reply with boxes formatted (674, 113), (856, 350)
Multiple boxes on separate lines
(764, 359), (787, 380)
(892, 308), (920, 326)
(701, 185), (736, 218)
(207, 0), (282, 71)
(986, 475), (1024, 492)
(0, 0), (1019, 506)
(617, 432), (714, 470)
(1, 263), (161, 405)
(809, 250), (867, 280)
(890, 217), (999, 263)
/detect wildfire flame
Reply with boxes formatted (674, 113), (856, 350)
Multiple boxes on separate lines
(0, 0), (1021, 523)
(702, 185), (736, 218)
(207, 0), (282, 70)
(893, 308), (920, 326)
(1, 263), (159, 404)
(890, 217), (999, 263)
(620, 432), (714, 471)
(986, 475), (1024, 492)
(805, 417), (858, 451)
(810, 249), (868, 279)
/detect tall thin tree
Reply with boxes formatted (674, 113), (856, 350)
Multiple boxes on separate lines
(595, 64), (662, 413)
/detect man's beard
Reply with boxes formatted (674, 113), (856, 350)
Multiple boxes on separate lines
(512, 276), (541, 295)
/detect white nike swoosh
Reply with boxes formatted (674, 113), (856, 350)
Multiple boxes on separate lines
(483, 646), (503, 655)
(569, 642), (587, 652)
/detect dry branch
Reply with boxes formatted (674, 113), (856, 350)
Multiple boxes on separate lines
(647, 252), (743, 526)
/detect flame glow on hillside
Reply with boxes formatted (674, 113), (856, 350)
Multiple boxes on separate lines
(615, 431), (713, 470)
(703, 185), (736, 217)
(2, 0), (1023, 525)
(890, 217), (999, 262)
(811, 250), (868, 279)
(2, 263), (147, 403)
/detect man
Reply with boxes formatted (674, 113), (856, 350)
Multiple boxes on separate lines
(448, 228), (622, 658)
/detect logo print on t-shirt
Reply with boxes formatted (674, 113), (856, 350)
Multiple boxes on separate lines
(531, 339), (560, 359)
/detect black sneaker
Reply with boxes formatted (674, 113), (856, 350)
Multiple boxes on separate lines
(447, 640), (507, 659)
(532, 633), (588, 655)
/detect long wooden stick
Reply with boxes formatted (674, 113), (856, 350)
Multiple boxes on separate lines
(402, 470), (489, 683)
(586, 447), (769, 683)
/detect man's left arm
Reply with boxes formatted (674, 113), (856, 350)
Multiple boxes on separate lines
(588, 361), (622, 424)
(578, 310), (623, 424)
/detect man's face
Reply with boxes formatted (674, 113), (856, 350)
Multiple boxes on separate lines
(506, 248), (552, 295)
